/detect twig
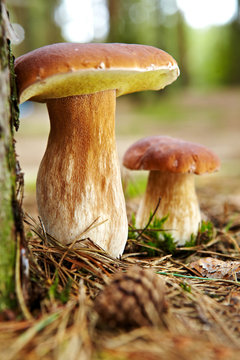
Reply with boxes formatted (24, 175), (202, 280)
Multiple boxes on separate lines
(170, 258), (201, 277)
(136, 198), (161, 241)
(56, 217), (106, 273)
(197, 250), (240, 260)
(156, 271), (240, 286)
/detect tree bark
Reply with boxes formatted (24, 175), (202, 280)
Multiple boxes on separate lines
(0, 1), (22, 311)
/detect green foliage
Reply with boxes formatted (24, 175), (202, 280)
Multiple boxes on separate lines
(48, 273), (72, 304)
(124, 176), (147, 199)
(184, 234), (196, 248)
(199, 220), (214, 241)
(224, 215), (239, 232)
(180, 282), (191, 293)
(128, 214), (215, 255)
(184, 220), (214, 248)
(150, 214), (169, 230)
(146, 230), (176, 256)
(186, 21), (240, 88)
(128, 213), (177, 255)
(26, 231), (33, 240)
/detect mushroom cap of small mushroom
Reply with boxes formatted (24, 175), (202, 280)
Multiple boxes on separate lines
(123, 136), (220, 174)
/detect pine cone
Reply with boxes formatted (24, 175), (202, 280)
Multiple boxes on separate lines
(94, 266), (167, 329)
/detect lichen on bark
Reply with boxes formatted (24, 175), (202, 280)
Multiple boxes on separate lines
(0, 2), (21, 311)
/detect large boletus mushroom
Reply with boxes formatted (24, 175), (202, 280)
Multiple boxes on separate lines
(14, 43), (179, 257)
(123, 136), (220, 245)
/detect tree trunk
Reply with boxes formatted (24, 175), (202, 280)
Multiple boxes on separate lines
(107, 0), (121, 42)
(176, 10), (189, 86)
(0, 1), (22, 312)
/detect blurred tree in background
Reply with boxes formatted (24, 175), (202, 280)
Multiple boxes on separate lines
(107, 0), (189, 86)
(226, 1), (240, 85)
(186, 0), (240, 87)
(6, 0), (63, 57)
(6, 0), (240, 88)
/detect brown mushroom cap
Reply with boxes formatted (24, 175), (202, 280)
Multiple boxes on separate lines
(14, 43), (179, 103)
(123, 136), (220, 175)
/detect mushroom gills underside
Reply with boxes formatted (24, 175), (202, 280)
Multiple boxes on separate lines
(19, 67), (179, 103)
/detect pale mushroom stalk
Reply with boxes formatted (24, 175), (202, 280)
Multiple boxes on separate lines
(37, 90), (128, 257)
(136, 171), (201, 245)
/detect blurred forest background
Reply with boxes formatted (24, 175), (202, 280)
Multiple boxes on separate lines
(7, 0), (240, 87)
(5, 0), (240, 216)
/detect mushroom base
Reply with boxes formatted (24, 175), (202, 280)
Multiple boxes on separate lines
(36, 90), (128, 257)
(136, 171), (201, 245)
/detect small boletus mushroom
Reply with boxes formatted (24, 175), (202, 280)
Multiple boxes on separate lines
(123, 136), (220, 245)
(14, 43), (179, 257)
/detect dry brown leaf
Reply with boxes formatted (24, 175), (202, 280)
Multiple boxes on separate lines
(189, 257), (240, 280)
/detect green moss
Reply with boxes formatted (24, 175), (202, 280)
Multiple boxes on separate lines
(0, 159), (16, 311)
(0, 36), (8, 70)
(0, 10), (19, 311)
(8, 41), (19, 131)
(128, 214), (177, 255)
(180, 282), (192, 293)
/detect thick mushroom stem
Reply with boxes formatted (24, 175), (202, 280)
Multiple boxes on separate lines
(136, 171), (201, 245)
(36, 90), (128, 257)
